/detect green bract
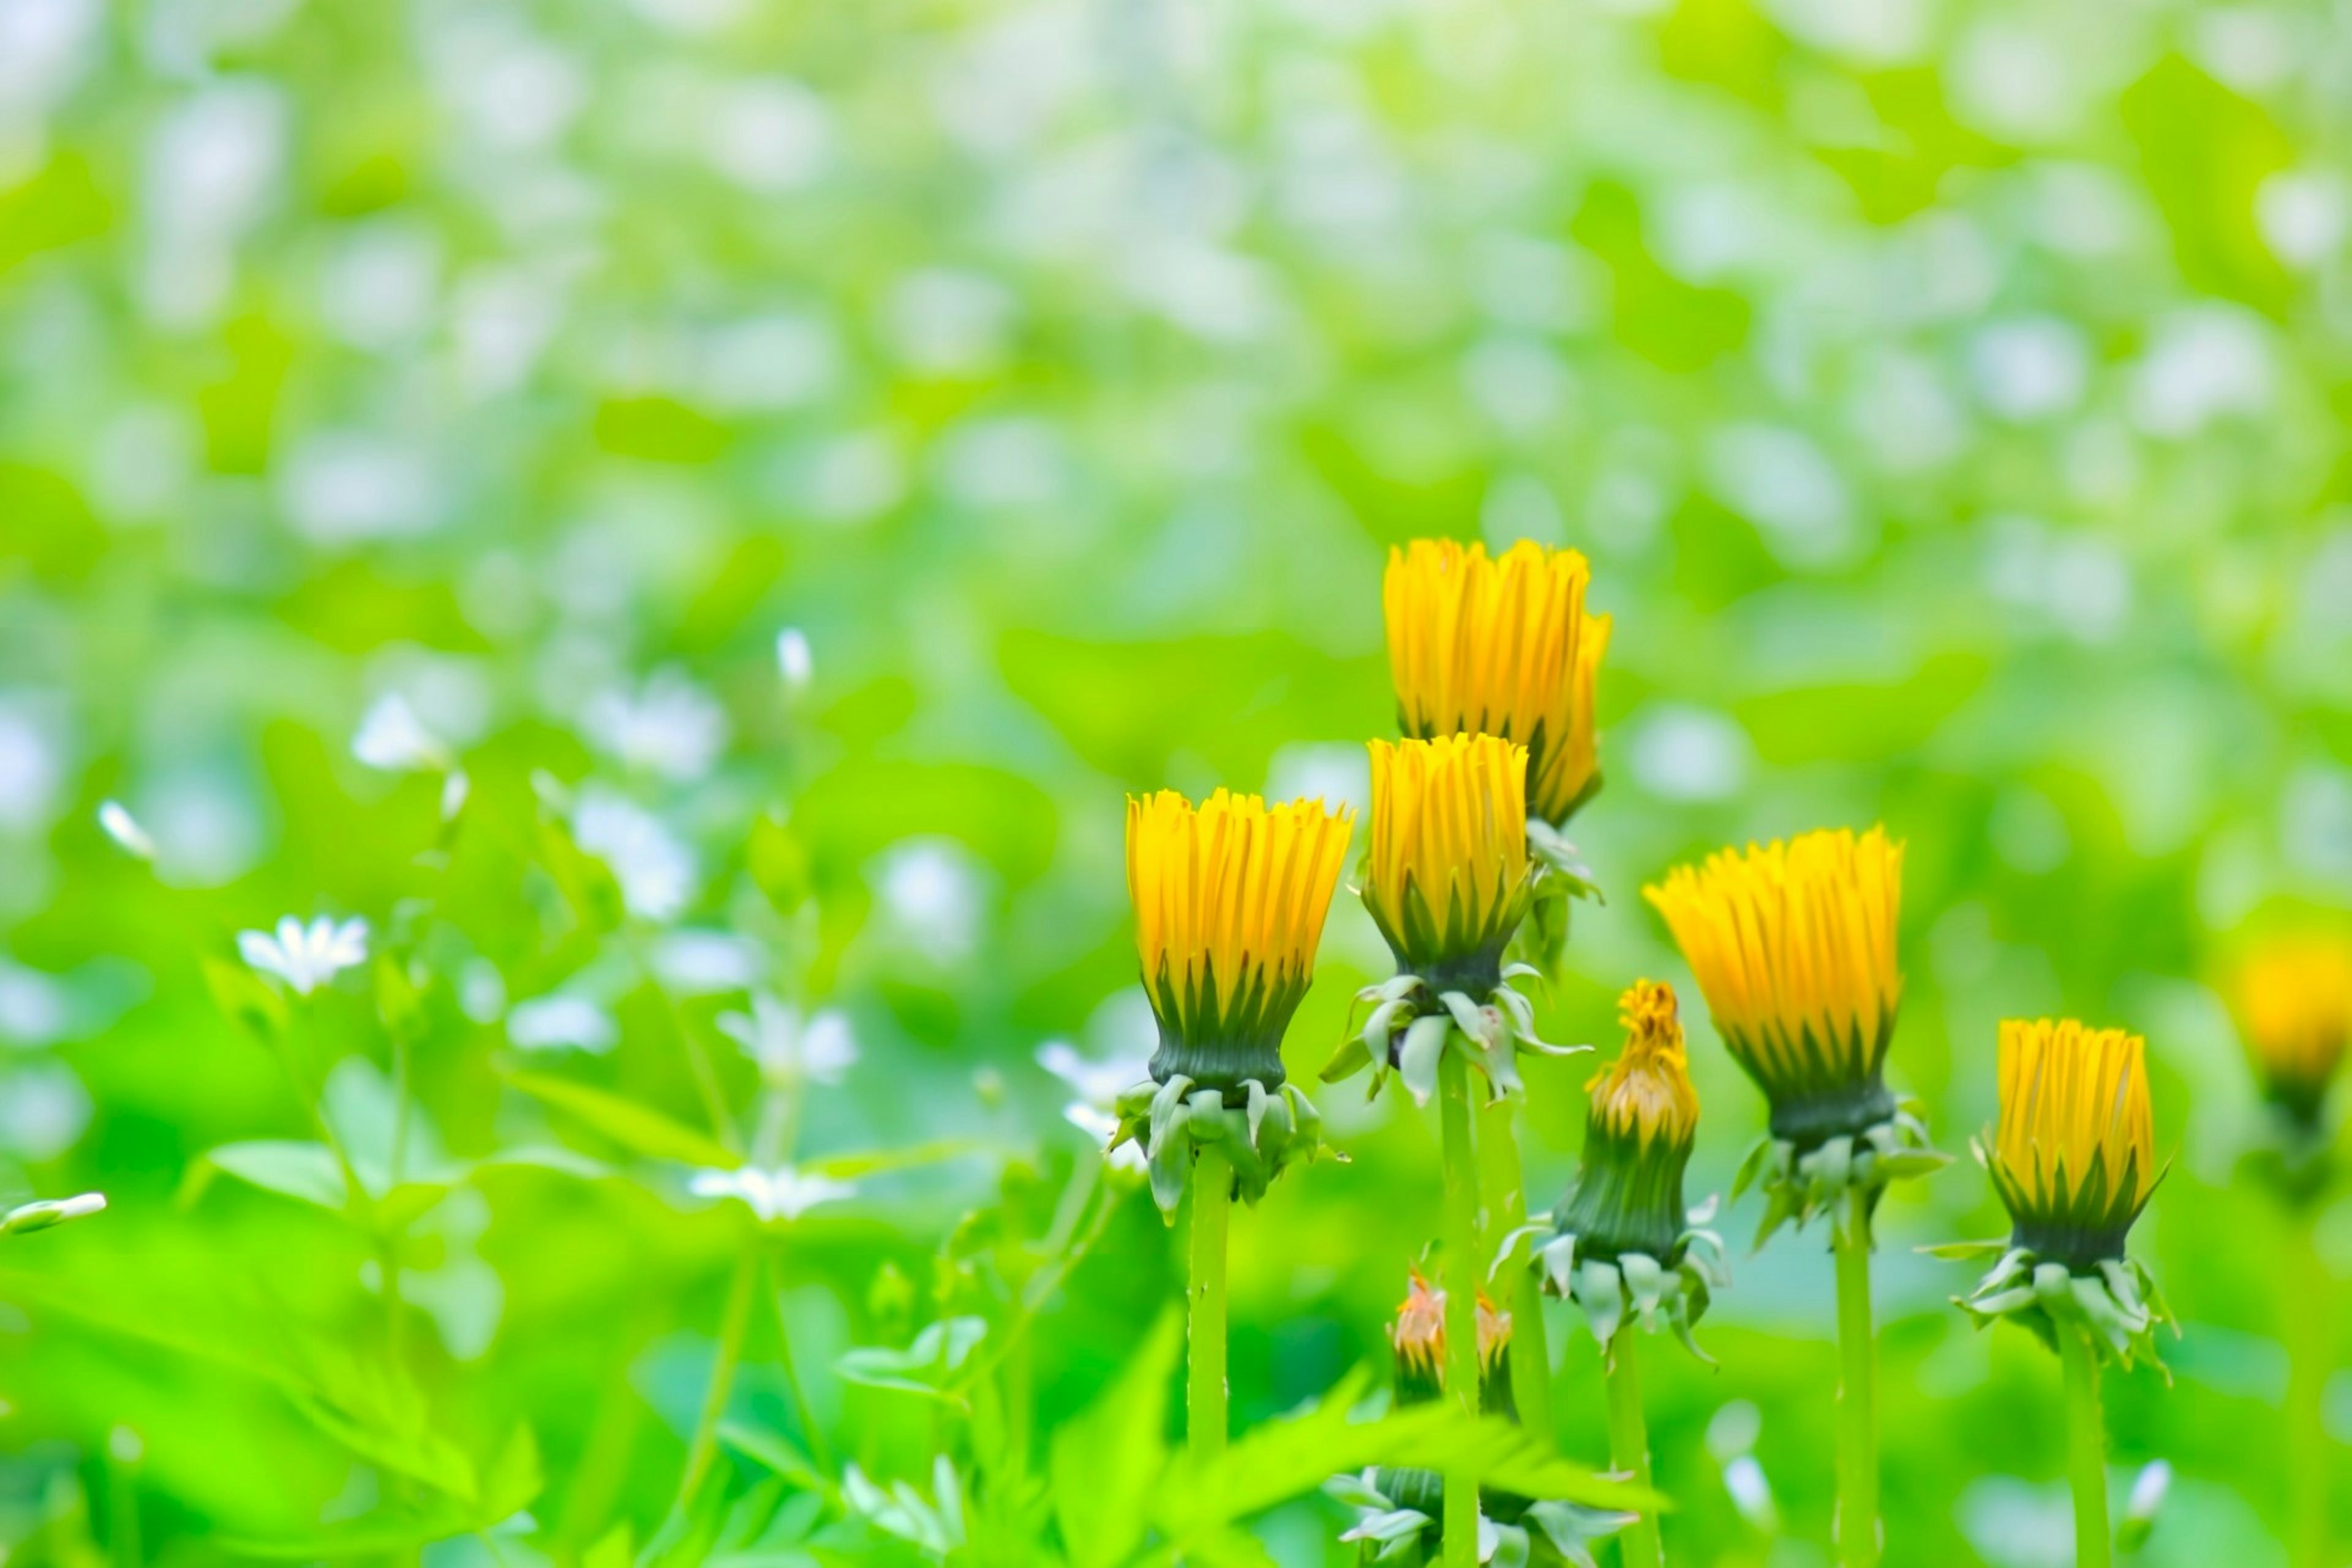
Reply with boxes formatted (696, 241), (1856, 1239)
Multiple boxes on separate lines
(1110, 1073), (1332, 1219)
(1329, 1467), (1634, 1568)
(1142, 952), (1306, 1095)
(1943, 1242), (2176, 1374)
(1322, 970), (1585, 1106)
(1732, 1096), (1947, 1248)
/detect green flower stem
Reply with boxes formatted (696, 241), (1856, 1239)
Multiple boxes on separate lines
(1477, 1096), (1555, 1442)
(2286, 1206), (2331, 1568)
(2061, 1321), (2111, 1568)
(677, 1251), (758, 1507)
(1831, 1188), (1880, 1568)
(1438, 1049), (1483, 1568)
(632, 927), (741, 1155)
(1188, 1144), (1234, 1467)
(1604, 1333), (1664, 1568)
(761, 1242), (834, 1472)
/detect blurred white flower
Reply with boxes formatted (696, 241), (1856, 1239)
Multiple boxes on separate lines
(1038, 1039), (1150, 1174)
(652, 930), (765, 995)
(872, 837), (984, 963)
(718, 993), (858, 1086)
(776, 628), (814, 695)
(1036, 1039), (1145, 1109)
(0, 698), (65, 831)
(352, 693), (451, 772)
(573, 787), (697, 922)
(688, 1164), (854, 1223)
(581, 668), (728, 782)
(97, 801), (155, 861)
(238, 915), (369, 995)
(0, 1061), (91, 1160)
(506, 994), (617, 1053)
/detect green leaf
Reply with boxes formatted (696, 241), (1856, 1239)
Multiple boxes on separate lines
(203, 955), (288, 1041)
(836, 1316), (989, 1398)
(500, 1065), (741, 1169)
(1051, 1309), (1180, 1568)
(1158, 1377), (1662, 1542)
(803, 1138), (992, 1182)
(192, 1140), (349, 1212)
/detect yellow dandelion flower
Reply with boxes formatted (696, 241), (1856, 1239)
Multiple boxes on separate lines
(1363, 733), (1534, 990)
(1987, 1019), (2158, 1265)
(1384, 538), (1610, 827)
(1644, 827), (1904, 1141)
(1128, 788), (1354, 1093)
(2233, 937), (2352, 1121)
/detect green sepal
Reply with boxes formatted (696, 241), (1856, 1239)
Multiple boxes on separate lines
(1331, 1465), (1634, 1568)
(1110, 1076), (1338, 1221)
(1742, 1099), (1948, 1248)
(1950, 1245), (2177, 1377)
(1331, 974), (1589, 1107)
(1501, 1207), (1728, 1361)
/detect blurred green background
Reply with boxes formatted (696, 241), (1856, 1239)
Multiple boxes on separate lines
(5, 0), (2352, 1562)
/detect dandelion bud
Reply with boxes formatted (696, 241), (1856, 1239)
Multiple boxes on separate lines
(1952, 1019), (2172, 1368)
(1512, 983), (1727, 1354)
(1112, 790), (1351, 1217)
(1556, 982), (1699, 1262)
(2233, 935), (2352, 1133)
(1986, 1020), (2158, 1271)
(1128, 790), (1351, 1095)
(1646, 827), (1942, 1240)
(1362, 735), (1534, 997)
(1385, 540), (1608, 831)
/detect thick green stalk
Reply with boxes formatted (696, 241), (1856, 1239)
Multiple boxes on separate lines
(677, 1253), (758, 1506)
(1438, 1051), (1483, 1568)
(2286, 1205), (2330, 1568)
(2061, 1323), (2110, 1568)
(1603, 1335), (1664, 1568)
(1188, 1145), (1234, 1467)
(1831, 1189), (1880, 1568)
(1478, 1096), (1555, 1442)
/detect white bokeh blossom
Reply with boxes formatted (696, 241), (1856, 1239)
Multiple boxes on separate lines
(718, 993), (858, 1086)
(688, 1164), (854, 1223)
(237, 915), (370, 995)
(351, 692), (451, 772)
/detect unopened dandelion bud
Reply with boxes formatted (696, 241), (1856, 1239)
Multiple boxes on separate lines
(1952, 1019), (2172, 1370)
(1646, 827), (1942, 1240)
(1385, 540), (1608, 832)
(1112, 789), (1351, 1217)
(2233, 935), (2352, 1137)
(1325, 736), (1581, 1104)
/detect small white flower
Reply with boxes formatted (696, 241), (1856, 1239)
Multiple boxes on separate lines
(651, 929), (764, 995)
(440, 770), (471, 821)
(573, 787), (697, 922)
(506, 994), (618, 1053)
(237, 915), (369, 996)
(352, 693), (450, 772)
(717, 993), (858, 1085)
(777, 627), (814, 694)
(97, 801), (155, 861)
(688, 1164), (853, 1223)
(581, 668), (728, 783)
